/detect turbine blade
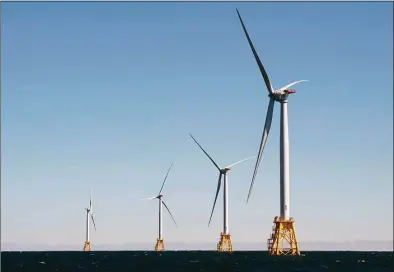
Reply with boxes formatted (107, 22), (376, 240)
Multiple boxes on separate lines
(208, 173), (222, 226)
(89, 189), (92, 211)
(225, 156), (255, 169)
(189, 133), (221, 171)
(162, 201), (178, 228)
(140, 196), (157, 200)
(278, 80), (309, 91)
(158, 162), (175, 195)
(247, 97), (275, 203)
(91, 214), (96, 231)
(236, 9), (274, 94)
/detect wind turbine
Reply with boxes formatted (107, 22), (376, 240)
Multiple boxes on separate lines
(189, 133), (254, 252)
(236, 9), (308, 256)
(83, 189), (96, 252)
(141, 163), (178, 252)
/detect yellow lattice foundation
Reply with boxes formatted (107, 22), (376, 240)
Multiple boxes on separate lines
(267, 216), (300, 256)
(83, 241), (91, 252)
(217, 232), (233, 252)
(155, 238), (165, 251)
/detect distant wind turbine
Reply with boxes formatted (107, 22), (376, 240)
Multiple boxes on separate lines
(141, 163), (178, 252)
(83, 189), (96, 252)
(189, 133), (254, 252)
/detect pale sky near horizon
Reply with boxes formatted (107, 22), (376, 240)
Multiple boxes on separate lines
(1, 2), (393, 248)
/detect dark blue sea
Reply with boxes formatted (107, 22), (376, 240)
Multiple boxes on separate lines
(1, 251), (392, 271)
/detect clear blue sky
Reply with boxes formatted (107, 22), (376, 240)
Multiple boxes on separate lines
(2, 2), (392, 248)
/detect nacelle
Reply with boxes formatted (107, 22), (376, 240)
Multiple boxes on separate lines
(283, 89), (296, 94)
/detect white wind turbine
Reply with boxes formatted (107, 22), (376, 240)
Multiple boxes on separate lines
(236, 9), (308, 221)
(141, 163), (178, 251)
(83, 189), (96, 252)
(189, 133), (254, 251)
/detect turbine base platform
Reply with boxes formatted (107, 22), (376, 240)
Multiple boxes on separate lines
(217, 232), (233, 253)
(155, 238), (165, 251)
(83, 241), (91, 252)
(267, 216), (300, 256)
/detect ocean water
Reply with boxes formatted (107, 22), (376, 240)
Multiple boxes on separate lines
(1, 251), (393, 271)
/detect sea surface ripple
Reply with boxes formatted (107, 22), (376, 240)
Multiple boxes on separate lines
(1, 251), (393, 271)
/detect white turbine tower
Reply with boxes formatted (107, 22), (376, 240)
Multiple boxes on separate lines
(141, 163), (178, 252)
(236, 9), (308, 256)
(83, 189), (96, 252)
(189, 133), (254, 252)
